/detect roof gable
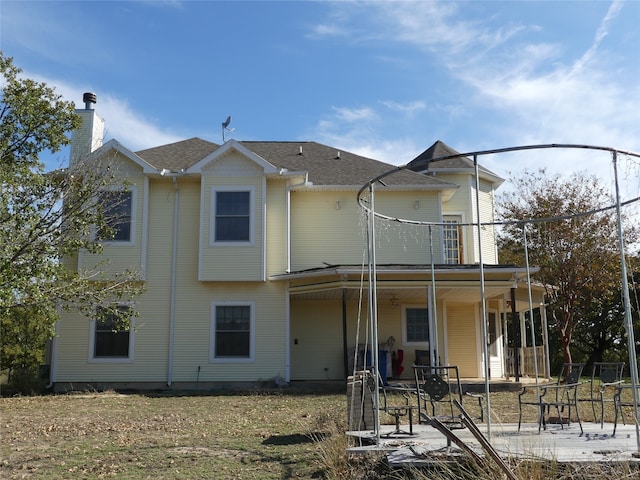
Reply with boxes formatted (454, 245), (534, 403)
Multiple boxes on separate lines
(136, 137), (218, 172)
(188, 140), (279, 174)
(90, 139), (157, 174)
(409, 140), (504, 185)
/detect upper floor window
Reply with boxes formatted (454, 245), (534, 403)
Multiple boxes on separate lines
(443, 215), (463, 264)
(210, 187), (255, 245)
(210, 302), (255, 362)
(90, 305), (134, 362)
(97, 190), (133, 243)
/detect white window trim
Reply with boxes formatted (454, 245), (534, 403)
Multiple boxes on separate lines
(401, 304), (430, 347)
(487, 309), (500, 358)
(209, 300), (256, 363)
(98, 186), (137, 246)
(88, 308), (135, 363)
(442, 212), (465, 264)
(209, 186), (255, 246)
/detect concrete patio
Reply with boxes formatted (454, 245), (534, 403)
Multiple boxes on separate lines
(348, 421), (640, 468)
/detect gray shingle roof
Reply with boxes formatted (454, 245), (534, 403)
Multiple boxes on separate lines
(239, 141), (451, 187)
(409, 140), (502, 179)
(136, 138), (455, 189)
(136, 138), (219, 171)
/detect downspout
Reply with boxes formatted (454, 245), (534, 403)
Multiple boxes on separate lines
(46, 321), (59, 389)
(342, 287), (348, 380)
(286, 173), (308, 272)
(284, 172), (308, 383)
(167, 176), (179, 386)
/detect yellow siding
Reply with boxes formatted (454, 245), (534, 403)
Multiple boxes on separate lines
(55, 177), (288, 384)
(290, 190), (442, 271)
(265, 179), (287, 276)
(290, 299), (344, 380)
(478, 179), (498, 264)
(440, 173), (498, 264)
(290, 297), (443, 382)
(199, 153), (265, 281)
(445, 303), (479, 378)
(79, 169), (147, 278)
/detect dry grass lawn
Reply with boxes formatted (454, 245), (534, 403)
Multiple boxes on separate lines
(1, 387), (638, 479)
(1, 391), (344, 479)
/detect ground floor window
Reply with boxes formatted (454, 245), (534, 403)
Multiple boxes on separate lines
(403, 307), (429, 344)
(210, 302), (255, 362)
(90, 305), (133, 361)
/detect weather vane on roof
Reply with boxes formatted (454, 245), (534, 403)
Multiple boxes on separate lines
(221, 116), (234, 142)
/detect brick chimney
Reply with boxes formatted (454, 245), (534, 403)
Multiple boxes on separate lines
(69, 92), (104, 167)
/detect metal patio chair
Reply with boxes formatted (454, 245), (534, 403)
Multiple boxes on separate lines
(578, 362), (625, 426)
(363, 369), (417, 436)
(413, 365), (483, 430)
(518, 362), (585, 433)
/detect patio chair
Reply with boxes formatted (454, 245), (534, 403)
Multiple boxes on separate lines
(518, 362), (585, 433)
(578, 362), (625, 426)
(363, 369), (417, 436)
(612, 384), (640, 436)
(413, 365), (483, 430)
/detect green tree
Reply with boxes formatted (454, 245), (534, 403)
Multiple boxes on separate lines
(0, 53), (143, 391)
(497, 169), (638, 368)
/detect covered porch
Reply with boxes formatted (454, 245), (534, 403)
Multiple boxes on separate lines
(272, 264), (548, 383)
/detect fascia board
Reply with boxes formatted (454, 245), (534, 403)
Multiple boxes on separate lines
(292, 184), (459, 193)
(424, 167), (505, 187)
(269, 265), (540, 281)
(187, 139), (278, 174)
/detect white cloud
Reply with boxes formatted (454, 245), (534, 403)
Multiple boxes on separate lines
(25, 72), (182, 152)
(313, 0), (639, 186)
(307, 23), (348, 38)
(310, 104), (423, 165)
(332, 106), (378, 123)
(381, 100), (426, 115)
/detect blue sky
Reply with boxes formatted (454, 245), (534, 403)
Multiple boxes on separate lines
(2, 0), (639, 198)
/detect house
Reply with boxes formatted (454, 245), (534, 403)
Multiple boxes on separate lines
(49, 94), (546, 392)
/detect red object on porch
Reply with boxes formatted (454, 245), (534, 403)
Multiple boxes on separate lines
(393, 349), (404, 377)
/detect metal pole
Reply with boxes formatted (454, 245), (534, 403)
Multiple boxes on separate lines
(612, 151), (640, 452)
(428, 226), (439, 366)
(511, 288), (520, 382)
(367, 184), (381, 445)
(523, 225), (540, 391)
(474, 155), (492, 439)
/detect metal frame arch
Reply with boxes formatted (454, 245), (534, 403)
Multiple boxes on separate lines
(357, 143), (640, 450)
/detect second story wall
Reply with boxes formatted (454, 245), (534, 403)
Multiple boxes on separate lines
(290, 189), (443, 271)
(265, 178), (288, 276)
(439, 173), (499, 265)
(78, 152), (148, 279)
(199, 151), (266, 281)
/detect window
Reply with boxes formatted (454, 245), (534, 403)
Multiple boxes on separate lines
(97, 190), (133, 242)
(213, 190), (252, 243)
(210, 302), (255, 362)
(404, 307), (429, 344)
(443, 215), (463, 264)
(90, 305), (133, 361)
